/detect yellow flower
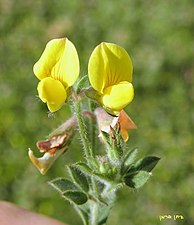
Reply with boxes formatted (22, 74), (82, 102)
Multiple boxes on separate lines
(88, 42), (134, 115)
(33, 38), (79, 112)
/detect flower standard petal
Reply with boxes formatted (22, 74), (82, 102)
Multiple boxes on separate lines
(33, 38), (67, 80)
(33, 37), (79, 87)
(88, 42), (133, 93)
(37, 77), (67, 112)
(101, 82), (134, 113)
(53, 38), (79, 87)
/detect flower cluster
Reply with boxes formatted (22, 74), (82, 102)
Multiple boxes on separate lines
(33, 38), (134, 114)
(30, 37), (136, 173)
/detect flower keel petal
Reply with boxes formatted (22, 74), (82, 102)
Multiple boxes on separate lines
(37, 77), (67, 112)
(101, 82), (134, 113)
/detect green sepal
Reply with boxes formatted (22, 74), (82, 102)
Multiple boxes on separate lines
(102, 126), (124, 165)
(63, 190), (88, 205)
(128, 156), (160, 173)
(121, 148), (138, 175)
(124, 171), (151, 189)
(110, 126), (124, 157)
(68, 165), (89, 192)
(85, 87), (101, 102)
(101, 130), (119, 164)
(66, 86), (73, 101)
(49, 178), (79, 193)
(75, 75), (89, 94)
(101, 130), (111, 146)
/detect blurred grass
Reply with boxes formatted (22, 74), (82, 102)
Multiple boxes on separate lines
(0, 0), (194, 224)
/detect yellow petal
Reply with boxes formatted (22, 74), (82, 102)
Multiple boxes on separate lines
(33, 37), (79, 87)
(101, 82), (134, 113)
(88, 42), (133, 93)
(37, 77), (67, 112)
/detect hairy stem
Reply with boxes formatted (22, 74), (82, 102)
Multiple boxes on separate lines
(73, 99), (94, 162)
(88, 100), (96, 153)
(72, 95), (100, 225)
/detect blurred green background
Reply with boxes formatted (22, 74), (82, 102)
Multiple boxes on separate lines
(0, 0), (194, 224)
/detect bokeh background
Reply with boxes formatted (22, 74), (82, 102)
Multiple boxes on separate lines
(0, 0), (194, 225)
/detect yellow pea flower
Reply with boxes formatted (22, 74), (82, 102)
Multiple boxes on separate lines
(88, 42), (134, 115)
(33, 38), (79, 112)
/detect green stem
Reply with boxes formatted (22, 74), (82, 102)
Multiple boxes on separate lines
(88, 100), (96, 153)
(73, 96), (99, 225)
(73, 99), (94, 163)
(88, 100), (100, 225)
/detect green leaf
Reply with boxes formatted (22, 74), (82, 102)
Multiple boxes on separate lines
(129, 156), (160, 173)
(121, 148), (138, 175)
(68, 165), (89, 192)
(49, 178), (78, 193)
(97, 191), (116, 224)
(75, 206), (89, 225)
(74, 162), (112, 186)
(124, 171), (151, 189)
(124, 148), (138, 167)
(63, 190), (88, 205)
(74, 162), (93, 174)
(98, 205), (111, 225)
